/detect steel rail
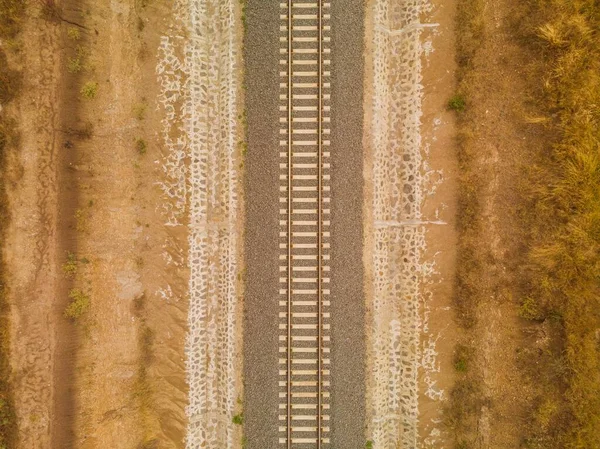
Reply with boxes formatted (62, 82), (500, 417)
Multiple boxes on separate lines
(316, 0), (323, 447)
(286, 0), (293, 448)
(286, 2), (325, 447)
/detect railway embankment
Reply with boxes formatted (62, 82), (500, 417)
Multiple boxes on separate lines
(156, 0), (245, 447)
(364, 0), (459, 446)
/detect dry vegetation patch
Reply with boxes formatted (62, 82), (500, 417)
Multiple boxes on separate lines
(444, 2), (486, 443)
(448, 0), (600, 447)
(0, 1), (25, 447)
(516, 1), (600, 447)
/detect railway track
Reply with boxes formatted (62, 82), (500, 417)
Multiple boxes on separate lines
(278, 1), (331, 447)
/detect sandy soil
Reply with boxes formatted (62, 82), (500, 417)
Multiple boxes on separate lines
(5, 1), (189, 447)
(5, 7), (65, 448)
(417, 0), (460, 446)
(69, 1), (189, 447)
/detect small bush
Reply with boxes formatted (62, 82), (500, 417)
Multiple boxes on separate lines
(448, 94), (466, 112)
(365, 441), (374, 449)
(80, 81), (98, 99)
(64, 288), (90, 319)
(135, 138), (147, 155)
(232, 413), (243, 425)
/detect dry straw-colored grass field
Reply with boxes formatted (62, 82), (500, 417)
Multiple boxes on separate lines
(448, 0), (600, 447)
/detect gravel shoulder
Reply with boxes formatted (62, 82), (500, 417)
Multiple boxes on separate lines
(329, 0), (366, 447)
(243, 0), (281, 447)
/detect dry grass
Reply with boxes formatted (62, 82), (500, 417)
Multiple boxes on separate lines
(132, 294), (157, 443)
(515, 1), (600, 446)
(0, 2), (23, 446)
(0, 0), (25, 40)
(449, 0), (600, 447)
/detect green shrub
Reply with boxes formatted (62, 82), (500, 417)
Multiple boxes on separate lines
(232, 413), (243, 425)
(448, 94), (466, 112)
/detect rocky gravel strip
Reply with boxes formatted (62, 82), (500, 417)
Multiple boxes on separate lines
(157, 1), (245, 447)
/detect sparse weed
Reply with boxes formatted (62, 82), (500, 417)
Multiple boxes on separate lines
(39, 0), (62, 22)
(137, 439), (159, 449)
(0, 0), (26, 40)
(67, 27), (80, 40)
(135, 138), (147, 155)
(448, 94), (466, 112)
(0, 2), (23, 445)
(456, 441), (470, 449)
(451, 0), (600, 447)
(133, 101), (147, 120)
(75, 208), (87, 232)
(62, 252), (78, 277)
(67, 57), (82, 74)
(453, 344), (472, 373)
(67, 45), (88, 74)
(0, 58), (21, 103)
(80, 81), (98, 99)
(69, 121), (94, 140)
(64, 288), (90, 319)
(232, 413), (243, 425)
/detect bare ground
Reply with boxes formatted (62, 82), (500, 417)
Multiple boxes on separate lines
(6, 6), (66, 447)
(5, 1), (188, 447)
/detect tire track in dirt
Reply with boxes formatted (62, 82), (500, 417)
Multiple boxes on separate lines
(6, 10), (64, 449)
